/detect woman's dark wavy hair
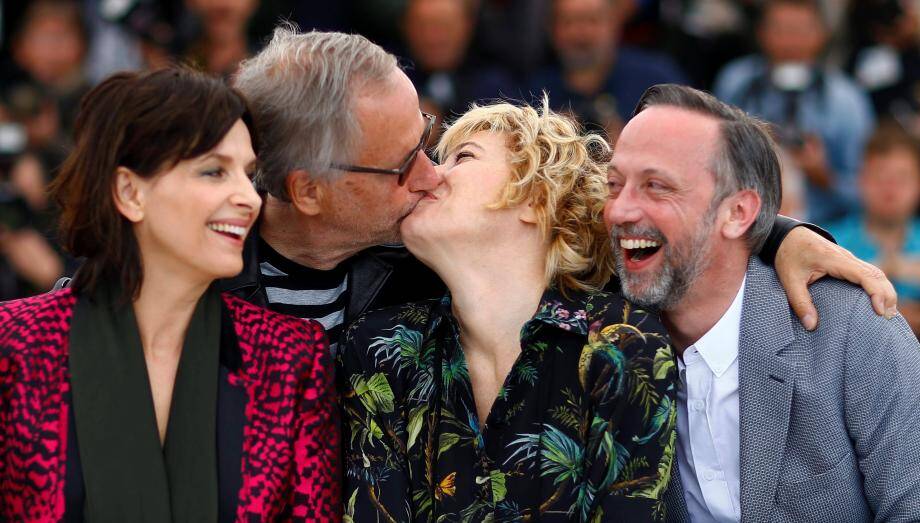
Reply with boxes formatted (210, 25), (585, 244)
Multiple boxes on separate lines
(49, 67), (259, 301)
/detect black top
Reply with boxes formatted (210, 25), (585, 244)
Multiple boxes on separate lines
(258, 238), (351, 346)
(63, 304), (246, 523)
(339, 287), (678, 522)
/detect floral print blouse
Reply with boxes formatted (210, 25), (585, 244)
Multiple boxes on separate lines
(337, 287), (677, 522)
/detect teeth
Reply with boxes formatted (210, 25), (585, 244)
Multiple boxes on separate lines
(619, 238), (661, 250)
(208, 223), (247, 236)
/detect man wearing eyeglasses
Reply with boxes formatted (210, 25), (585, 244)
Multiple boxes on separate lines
(222, 28), (445, 353)
(221, 27), (896, 356)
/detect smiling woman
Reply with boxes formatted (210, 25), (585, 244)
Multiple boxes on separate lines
(0, 68), (340, 522)
(339, 100), (677, 522)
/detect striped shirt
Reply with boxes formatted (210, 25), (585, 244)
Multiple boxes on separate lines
(258, 239), (350, 351)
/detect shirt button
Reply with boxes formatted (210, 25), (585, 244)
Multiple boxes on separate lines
(690, 399), (705, 411)
(703, 470), (716, 481)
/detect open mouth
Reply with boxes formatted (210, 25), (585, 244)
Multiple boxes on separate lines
(207, 222), (247, 241)
(620, 238), (663, 262)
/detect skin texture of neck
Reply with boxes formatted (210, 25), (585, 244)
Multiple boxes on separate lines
(132, 260), (212, 444)
(418, 225), (547, 349)
(661, 245), (750, 355)
(133, 264), (210, 361)
(418, 229), (547, 421)
(260, 195), (367, 270)
(448, 256), (547, 357)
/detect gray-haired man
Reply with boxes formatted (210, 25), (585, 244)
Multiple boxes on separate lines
(222, 27), (445, 349)
(221, 27), (895, 349)
(605, 84), (920, 522)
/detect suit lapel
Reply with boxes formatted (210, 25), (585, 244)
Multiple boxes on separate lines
(738, 258), (800, 522)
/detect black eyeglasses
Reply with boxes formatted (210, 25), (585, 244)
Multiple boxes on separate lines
(332, 112), (437, 186)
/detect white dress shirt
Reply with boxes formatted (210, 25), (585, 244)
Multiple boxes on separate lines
(675, 278), (745, 522)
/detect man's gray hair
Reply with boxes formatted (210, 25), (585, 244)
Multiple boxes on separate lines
(633, 84), (782, 253)
(234, 26), (398, 199)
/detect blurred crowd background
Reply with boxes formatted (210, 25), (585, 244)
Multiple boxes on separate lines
(2, 0), (920, 331)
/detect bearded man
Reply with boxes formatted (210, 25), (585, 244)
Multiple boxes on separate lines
(605, 84), (920, 522)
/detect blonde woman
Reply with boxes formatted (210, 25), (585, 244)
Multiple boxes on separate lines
(338, 101), (676, 522)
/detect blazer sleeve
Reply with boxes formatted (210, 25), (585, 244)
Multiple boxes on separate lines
(758, 215), (835, 266)
(289, 320), (342, 522)
(842, 293), (920, 521)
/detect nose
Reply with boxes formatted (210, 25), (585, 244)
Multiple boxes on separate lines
(231, 171), (263, 217)
(603, 186), (642, 231)
(405, 152), (443, 192)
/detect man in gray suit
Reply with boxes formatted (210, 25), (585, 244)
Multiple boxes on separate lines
(604, 84), (920, 522)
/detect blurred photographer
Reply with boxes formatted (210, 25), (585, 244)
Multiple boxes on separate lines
(0, 0), (87, 298)
(182, 0), (259, 78)
(848, 0), (920, 133)
(827, 122), (920, 334)
(400, 0), (516, 141)
(0, 119), (63, 299)
(8, 0), (90, 153)
(85, 0), (181, 81)
(714, 0), (875, 224)
(530, 0), (687, 144)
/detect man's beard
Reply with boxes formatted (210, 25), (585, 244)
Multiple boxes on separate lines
(611, 214), (715, 310)
(333, 196), (418, 248)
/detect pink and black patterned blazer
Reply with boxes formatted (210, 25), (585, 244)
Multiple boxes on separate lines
(0, 288), (341, 522)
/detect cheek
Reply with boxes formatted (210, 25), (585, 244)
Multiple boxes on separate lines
(602, 199), (616, 227)
(147, 206), (204, 249)
(654, 203), (693, 235)
(467, 171), (510, 206)
(144, 187), (214, 242)
(345, 178), (409, 214)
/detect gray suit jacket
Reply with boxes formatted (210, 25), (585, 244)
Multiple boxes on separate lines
(665, 258), (920, 522)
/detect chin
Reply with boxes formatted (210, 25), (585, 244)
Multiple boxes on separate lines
(400, 223), (433, 254)
(399, 213), (423, 238)
(206, 258), (244, 280)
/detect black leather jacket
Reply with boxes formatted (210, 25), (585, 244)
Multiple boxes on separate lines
(218, 232), (446, 327)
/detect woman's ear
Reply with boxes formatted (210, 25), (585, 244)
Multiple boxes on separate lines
(112, 167), (145, 223)
(519, 202), (539, 225)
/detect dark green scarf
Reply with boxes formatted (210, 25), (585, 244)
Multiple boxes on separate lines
(69, 282), (221, 522)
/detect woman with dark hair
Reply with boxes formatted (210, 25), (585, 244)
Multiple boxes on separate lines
(0, 68), (340, 522)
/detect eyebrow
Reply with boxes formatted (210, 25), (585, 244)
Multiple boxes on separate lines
(453, 141), (486, 153)
(200, 152), (257, 170)
(608, 163), (674, 179)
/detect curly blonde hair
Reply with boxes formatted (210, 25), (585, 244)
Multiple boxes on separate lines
(436, 99), (614, 293)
